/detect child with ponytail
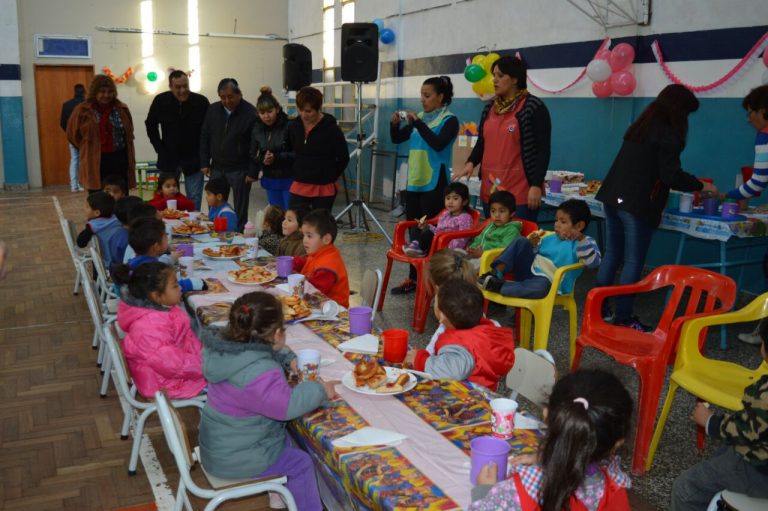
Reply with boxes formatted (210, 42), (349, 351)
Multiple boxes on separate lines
(469, 369), (634, 511)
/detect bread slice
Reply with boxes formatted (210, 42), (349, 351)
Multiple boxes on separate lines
(366, 373), (388, 389)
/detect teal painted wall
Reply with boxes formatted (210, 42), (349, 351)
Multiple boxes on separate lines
(0, 96), (28, 185)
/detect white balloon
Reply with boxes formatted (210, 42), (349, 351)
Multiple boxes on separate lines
(763, 69), (768, 85)
(587, 59), (612, 82)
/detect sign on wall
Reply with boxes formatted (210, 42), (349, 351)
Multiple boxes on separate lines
(34, 35), (91, 59)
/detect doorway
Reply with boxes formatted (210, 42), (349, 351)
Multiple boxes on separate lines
(34, 65), (94, 186)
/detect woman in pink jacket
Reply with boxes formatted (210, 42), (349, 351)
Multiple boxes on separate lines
(114, 261), (206, 398)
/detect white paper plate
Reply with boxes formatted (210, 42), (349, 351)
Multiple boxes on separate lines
(226, 273), (277, 286)
(341, 367), (417, 396)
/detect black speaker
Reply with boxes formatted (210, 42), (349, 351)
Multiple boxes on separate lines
(341, 23), (379, 83)
(283, 44), (312, 91)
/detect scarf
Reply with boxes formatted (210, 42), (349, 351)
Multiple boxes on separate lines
(493, 89), (529, 115)
(96, 102), (115, 152)
(419, 106), (447, 125)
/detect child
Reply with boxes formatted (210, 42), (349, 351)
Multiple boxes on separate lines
(107, 196), (143, 269)
(198, 292), (335, 511)
(259, 205), (285, 255)
(147, 172), (195, 211)
(293, 209), (350, 307)
(121, 203), (165, 263)
(277, 205), (308, 257)
(469, 369), (634, 511)
(205, 177), (238, 232)
(103, 174), (129, 200)
(467, 191), (522, 269)
(480, 199), (600, 299)
(112, 261), (206, 399)
(406, 279), (515, 391)
(403, 182), (474, 257)
(76, 191), (122, 267)
(670, 320), (768, 510)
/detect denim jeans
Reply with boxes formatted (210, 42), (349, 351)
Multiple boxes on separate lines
(483, 202), (539, 222)
(595, 205), (655, 322)
(212, 169), (251, 232)
(265, 188), (291, 210)
(182, 171), (205, 211)
(68, 143), (80, 190)
(491, 237), (551, 299)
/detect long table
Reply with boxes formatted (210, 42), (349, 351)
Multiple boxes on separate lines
(182, 240), (542, 510)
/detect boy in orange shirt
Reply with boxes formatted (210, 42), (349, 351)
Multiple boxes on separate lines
(292, 209), (350, 307)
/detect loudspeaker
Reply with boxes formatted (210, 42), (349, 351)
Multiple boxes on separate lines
(341, 23), (379, 83)
(283, 44), (312, 91)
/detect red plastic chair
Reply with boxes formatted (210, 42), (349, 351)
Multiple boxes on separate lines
(378, 208), (481, 332)
(571, 265), (736, 474)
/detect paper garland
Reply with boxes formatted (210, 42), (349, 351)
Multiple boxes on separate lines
(517, 37), (611, 94)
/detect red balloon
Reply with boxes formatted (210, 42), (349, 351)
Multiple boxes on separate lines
(592, 79), (613, 98)
(610, 71), (636, 96)
(763, 49), (768, 67)
(594, 49), (612, 61)
(609, 43), (635, 71)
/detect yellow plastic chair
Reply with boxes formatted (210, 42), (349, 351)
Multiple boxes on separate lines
(646, 292), (768, 471)
(479, 246), (584, 360)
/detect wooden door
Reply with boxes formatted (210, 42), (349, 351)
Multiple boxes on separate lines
(34, 65), (94, 186)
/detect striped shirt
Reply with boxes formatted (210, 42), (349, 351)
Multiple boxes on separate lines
(727, 129), (768, 199)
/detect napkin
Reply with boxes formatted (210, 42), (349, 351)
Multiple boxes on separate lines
(332, 427), (407, 448)
(337, 334), (379, 354)
(515, 414), (544, 430)
(275, 283), (291, 294)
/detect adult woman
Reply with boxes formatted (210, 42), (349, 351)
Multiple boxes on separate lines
(596, 84), (717, 331)
(200, 78), (257, 231)
(389, 75), (459, 295)
(284, 86), (349, 211)
(454, 57), (551, 221)
(66, 74), (136, 193)
(248, 86), (293, 209)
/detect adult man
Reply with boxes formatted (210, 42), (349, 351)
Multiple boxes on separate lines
(60, 84), (86, 192)
(145, 70), (210, 209)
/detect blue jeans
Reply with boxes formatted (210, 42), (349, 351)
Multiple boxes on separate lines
(262, 177), (293, 210)
(69, 143), (80, 190)
(491, 237), (551, 298)
(182, 171), (205, 211)
(483, 202), (539, 222)
(595, 205), (655, 322)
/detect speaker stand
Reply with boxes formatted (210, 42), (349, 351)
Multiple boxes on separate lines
(335, 82), (392, 244)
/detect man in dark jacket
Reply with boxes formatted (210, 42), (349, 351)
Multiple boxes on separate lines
(60, 84), (86, 192)
(145, 70), (210, 209)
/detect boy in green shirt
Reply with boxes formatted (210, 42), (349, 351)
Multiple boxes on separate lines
(467, 191), (522, 269)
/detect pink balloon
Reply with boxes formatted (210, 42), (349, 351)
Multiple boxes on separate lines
(763, 49), (768, 67)
(594, 49), (612, 61)
(609, 43), (635, 71)
(592, 79), (613, 98)
(610, 71), (636, 96)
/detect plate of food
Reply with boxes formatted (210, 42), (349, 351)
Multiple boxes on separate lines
(342, 359), (417, 396)
(202, 245), (247, 259)
(279, 294), (312, 320)
(161, 208), (189, 220)
(172, 222), (210, 235)
(227, 265), (277, 285)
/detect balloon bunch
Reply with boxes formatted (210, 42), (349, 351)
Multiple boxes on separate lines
(463, 53), (501, 98)
(372, 18), (395, 45)
(586, 43), (636, 97)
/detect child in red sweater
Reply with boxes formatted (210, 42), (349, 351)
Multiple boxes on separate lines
(147, 172), (195, 211)
(406, 279), (515, 391)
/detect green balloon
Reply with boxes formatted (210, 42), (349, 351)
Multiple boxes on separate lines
(464, 64), (486, 83)
(147, 71), (158, 82)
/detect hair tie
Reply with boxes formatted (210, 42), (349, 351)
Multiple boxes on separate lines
(453, 253), (463, 271)
(573, 397), (589, 410)
(240, 304), (250, 314)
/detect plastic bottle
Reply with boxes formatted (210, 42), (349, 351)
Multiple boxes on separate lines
(243, 221), (257, 239)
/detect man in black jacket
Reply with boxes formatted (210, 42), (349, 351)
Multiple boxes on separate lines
(145, 70), (210, 209)
(60, 84), (86, 192)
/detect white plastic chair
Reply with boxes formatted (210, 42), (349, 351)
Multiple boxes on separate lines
(102, 323), (207, 476)
(154, 390), (297, 511)
(89, 245), (119, 315)
(505, 348), (557, 408)
(360, 269), (383, 321)
(708, 490), (768, 510)
(60, 218), (92, 295)
(76, 260), (115, 396)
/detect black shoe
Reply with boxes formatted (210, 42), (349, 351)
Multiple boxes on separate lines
(480, 274), (504, 294)
(614, 316), (653, 332)
(391, 278), (416, 295)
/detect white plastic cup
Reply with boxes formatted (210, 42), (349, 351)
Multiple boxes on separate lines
(322, 300), (340, 318)
(287, 273), (306, 297)
(296, 349), (321, 382)
(678, 193), (693, 213)
(165, 223), (173, 241)
(167, 199), (178, 210)
(187, 211), (200, 221)
(179, 256), (195, 271)
(490, 398), (518, 439)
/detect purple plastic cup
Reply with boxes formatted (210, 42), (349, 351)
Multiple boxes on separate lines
(348, 306), (373, 335)
(470, 436), (510, 484)
(177, 243), (193, 257)
(276, 256), (294, 278)
(721, 202), (739, 218)
(548, 179), (563, 193)
(703, 197), (719, 216)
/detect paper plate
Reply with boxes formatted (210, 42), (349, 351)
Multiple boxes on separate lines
(226, 273), (277, 286)
(341, 367), (417, 396)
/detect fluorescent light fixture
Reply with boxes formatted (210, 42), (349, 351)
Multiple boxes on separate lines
(187, 0), (199, 45)
(140, 0), (153, 58)
(205, 32), (284, 40)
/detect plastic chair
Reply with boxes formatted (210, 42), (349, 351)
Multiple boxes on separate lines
(572, 265), (737, 474)
(89, 245), (119, 315)
(101, 323), (207, 476)
(647, 292), (768, 471)
(479, 238), (583, 357)
(505, 348), (557, 408)
(707, 490), (768, 511)
(60, 218), (92, 295)
(360, 268), (382, 322)
(154, 390), (297, 511)
(378, 208), (481, 332)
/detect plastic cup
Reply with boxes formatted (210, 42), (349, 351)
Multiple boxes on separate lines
(703, 197), (720, 216)
(296, 349), (321, 382)
(470, 436), (510, 484)
(287, 273), (306, 297)
(382, 329), (409, 363)
(178, 256), (195, 271)
(276, 256), (294, 278)
(667, 191), (681, 209)
(177, 243), (194, 257)
(167, 199), (178, 210)
(694, 178), (713, 207)
(678, 193), (693, 213)
(165, 223), (173, 240)
(548, 179), (563, 193)
(741, 165), (754, 183)
(348, 306), (373, 335)
(490, 398), (518, 439)
(322, 300), (340, 318)
(721, 202), (739, 218)
(187, 211), (200, 221)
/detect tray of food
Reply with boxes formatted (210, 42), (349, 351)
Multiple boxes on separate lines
(342, 359), (416, 396)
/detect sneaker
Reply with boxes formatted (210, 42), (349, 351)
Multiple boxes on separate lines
(737, 331), (763, 345)
(391, 278), (416, 295)
(480, 274), (504, 294)
(402, 241), (424, 257)
(602, 306), (614, 322)
(615, 316), (652, 333)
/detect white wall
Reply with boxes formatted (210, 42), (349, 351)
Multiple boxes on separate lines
(16, 0), (288, 187)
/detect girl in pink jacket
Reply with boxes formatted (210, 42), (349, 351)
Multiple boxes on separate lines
(114, 261), (206, 398)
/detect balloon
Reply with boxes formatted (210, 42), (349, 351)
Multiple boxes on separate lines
(147, 71), (158, 82)
(586, 59), (612, 82)
(472, 54), (486, 68)
(763, 49), (768, 67)
(592, 79), (613, 98)
(610, 70), (636, 96)
(379, 28), (395, 44)
(609, 43), (635, 71)
(372, 18), (385, 31)
(594, 49), (612, 61)
(464, 64), (486, 83)
(479, 74), (495, 94)
(483, 52), (501, 72)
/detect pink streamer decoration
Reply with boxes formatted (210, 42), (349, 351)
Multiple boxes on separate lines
(651, 32), (768, 93)
(518, 37), (611, 94)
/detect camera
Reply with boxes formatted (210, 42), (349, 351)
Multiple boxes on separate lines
(398, 111), (408, 120)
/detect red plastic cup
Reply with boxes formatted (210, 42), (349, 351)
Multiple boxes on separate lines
(213, 217), (227, 232)
(382, 329), (409, 363)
